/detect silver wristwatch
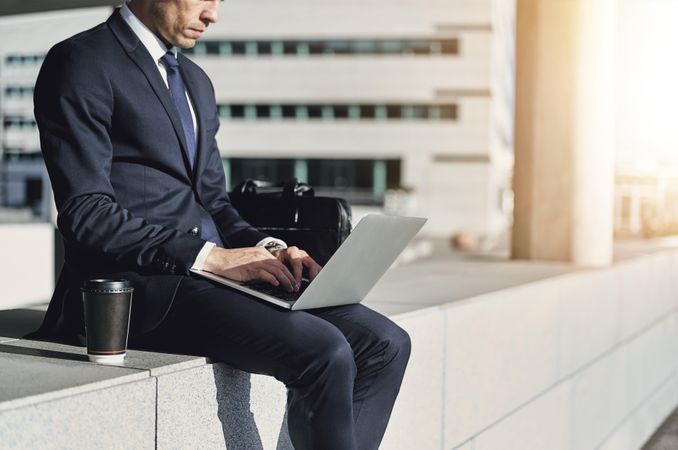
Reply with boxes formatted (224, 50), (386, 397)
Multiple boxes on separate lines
(263, 240), (287, 254)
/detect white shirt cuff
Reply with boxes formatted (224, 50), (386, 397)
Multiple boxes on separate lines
(255, 237), (288, 249)
(191, 241), (216, 271)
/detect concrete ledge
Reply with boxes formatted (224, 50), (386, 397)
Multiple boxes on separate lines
(1, 243), (677, 449)
(0, 377), (156, 449)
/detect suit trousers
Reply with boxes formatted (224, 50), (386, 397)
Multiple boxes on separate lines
(130, 276), (411, 450)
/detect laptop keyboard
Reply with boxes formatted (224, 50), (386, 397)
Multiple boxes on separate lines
(243, 279), (311, 302)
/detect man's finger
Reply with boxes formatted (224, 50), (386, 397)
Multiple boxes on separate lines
(289, 254), (303, 284)
(302, 256), (322, 280)
(257, 269), (279, 287)
(277, 248), (303, 288)
(275, 266), (296, 292)
(267, 260), (296, 292)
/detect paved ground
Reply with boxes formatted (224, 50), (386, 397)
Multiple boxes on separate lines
(642, 407), (678, 450)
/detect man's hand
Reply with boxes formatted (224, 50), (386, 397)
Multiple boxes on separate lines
(203, 246), (299, 292)
(272, 246), (322, 286)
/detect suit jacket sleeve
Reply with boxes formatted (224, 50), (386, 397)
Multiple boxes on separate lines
(34, 41), (205, 275)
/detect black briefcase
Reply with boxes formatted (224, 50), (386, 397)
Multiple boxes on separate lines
(229, 179), (352, 266)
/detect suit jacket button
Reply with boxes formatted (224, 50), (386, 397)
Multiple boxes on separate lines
(188, 226), (200, 237)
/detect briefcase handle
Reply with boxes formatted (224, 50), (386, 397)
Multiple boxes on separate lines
(233, 179), (315, 200)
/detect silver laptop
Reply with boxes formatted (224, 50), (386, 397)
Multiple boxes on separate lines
(190, 214), (426, 310)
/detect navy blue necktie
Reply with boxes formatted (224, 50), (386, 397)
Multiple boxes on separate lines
(161, 52), (224, 247)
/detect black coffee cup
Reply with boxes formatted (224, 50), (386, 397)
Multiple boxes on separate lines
(81, 279), (134, 364)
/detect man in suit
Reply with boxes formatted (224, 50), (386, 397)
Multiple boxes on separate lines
(32, 1), (411, 449)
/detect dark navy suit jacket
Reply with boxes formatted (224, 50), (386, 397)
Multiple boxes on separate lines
(31, 9), (267, 343)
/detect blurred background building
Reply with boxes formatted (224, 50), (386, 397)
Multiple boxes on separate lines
(1, 0), (678, 303)
(0, 0), (515, 240)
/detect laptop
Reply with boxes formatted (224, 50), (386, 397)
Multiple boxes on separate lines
(190, 214), (427, 310)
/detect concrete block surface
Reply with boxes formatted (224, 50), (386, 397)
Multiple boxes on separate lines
(0, 377), (155, 450)
(443, 281), (559, 448)
(381, 309), (445, 450)
(250, 374), (291, 450)
(599, 370), (678, 450)
(570, 345), (628, 450)
(156, 363), (289, 450)
(618, 258), (654, 340)
(0, 345), (147, 411)
(555, 269), (621, 378)
(3, 338), (207, 376)
(625, 313), (678, 410)
(473, 380), (572, 450)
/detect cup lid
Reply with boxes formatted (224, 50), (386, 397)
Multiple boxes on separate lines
(81, 279), (133, 293)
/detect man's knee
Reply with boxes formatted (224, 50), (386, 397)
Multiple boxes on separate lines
(288, 325), (357, 386)
(381, 323), (411, 367)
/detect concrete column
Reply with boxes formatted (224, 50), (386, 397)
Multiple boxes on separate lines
(512, 0), (617, 266)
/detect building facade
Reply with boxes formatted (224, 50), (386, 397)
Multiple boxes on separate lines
(0, 0), (515, 239)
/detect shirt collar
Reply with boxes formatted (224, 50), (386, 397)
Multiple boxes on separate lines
(120, 2), (178, 61)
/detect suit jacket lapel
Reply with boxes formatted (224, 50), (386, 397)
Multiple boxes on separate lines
(107, 9), (194, 182)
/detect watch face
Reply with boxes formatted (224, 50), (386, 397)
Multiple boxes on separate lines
(265, 242), (285, 251)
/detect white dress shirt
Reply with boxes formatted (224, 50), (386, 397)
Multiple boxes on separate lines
(120, 3), (286, 271)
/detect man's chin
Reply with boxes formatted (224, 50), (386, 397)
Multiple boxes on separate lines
(175, 38), (197, 50)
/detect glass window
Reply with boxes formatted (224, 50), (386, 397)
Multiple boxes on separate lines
(255, 105), (269, 119)
(360, 105), (375, 119)
(230, 105), (245, 118)
(441, 39), (459, 55)
(271, 42), (284, 56)
(386, 105), (401, 119)
(386, 159), (401, 189)
(245, 42), (258, 56)
(219, 42), (232, 56)
(354, 41), (377, 54)
(322, 106), (334, 120)
(410, 40), (431, 55)
(430, 42), (442, 55)
(374, 105), (387, 120)
(406, 105), (427, 119)
(193, 42), (207, 55)
(283, 41), (298, 55)
(244, 105), (257, 119)
(231, 42), (246, 55)
(348, 105), (361, 120)
(440, 104), (458, 120)
(257, 42), (272, 55)
(229, 158), (295, 185)
(297, 43), (310, 56)
(269, 105), (282, 120)
(308, 159), (373, 189)
(282, 105), (296, 119)
(327, 41), (350, 55)
(308, 105), (322, 119)
(428, 105), (442, 120)
(379, 41), (401, 55)
(334, 105), (349, 119)
(309, 42), (325, 55)
(205, 41), (220, 55)
(295, 105), (309, 120)
(219, 105), (231, 118)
